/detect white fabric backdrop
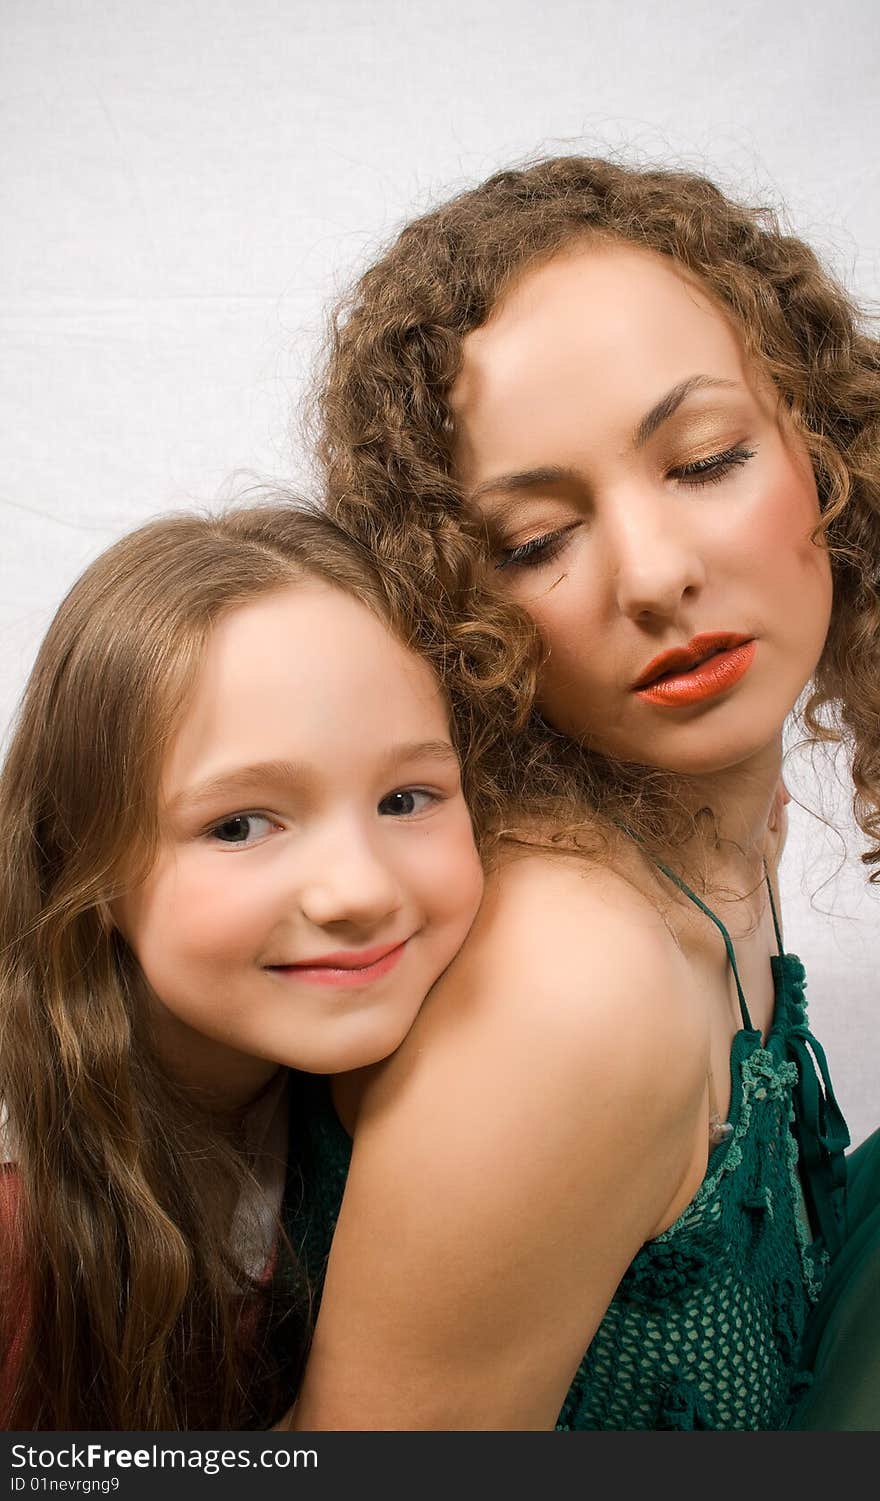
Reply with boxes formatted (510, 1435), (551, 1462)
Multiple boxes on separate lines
(1, 0), (877, 1144)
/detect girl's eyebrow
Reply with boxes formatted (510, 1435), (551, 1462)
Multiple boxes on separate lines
(379, 739), (460, 772)
(468, 375), (743, 510)
(166, 760), (306, 814)
(167, 743), (460, 813)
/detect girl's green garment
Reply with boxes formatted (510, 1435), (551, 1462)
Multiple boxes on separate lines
(286, 874), (875, 1429)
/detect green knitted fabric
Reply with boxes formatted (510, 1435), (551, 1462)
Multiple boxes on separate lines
(558, 951), (832, 1429)
(286, 945), (849, 1431)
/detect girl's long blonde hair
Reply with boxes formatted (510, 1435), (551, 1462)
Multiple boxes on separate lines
(317, 155), (880, 876)
(0, 499), (537, 1429)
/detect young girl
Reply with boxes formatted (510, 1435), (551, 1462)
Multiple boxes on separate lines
(0, 499), (536, 1430)
(283, 157), (880, 1430)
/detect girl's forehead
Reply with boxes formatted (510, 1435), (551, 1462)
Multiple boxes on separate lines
(160, 583), (449, 800)
(197, 583), (429, 704)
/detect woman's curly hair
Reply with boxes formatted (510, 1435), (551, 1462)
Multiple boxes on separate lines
(317, 154), (880, 877)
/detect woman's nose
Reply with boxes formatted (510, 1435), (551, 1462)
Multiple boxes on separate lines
(297, 826), (403, 931)
(610, 495), (706, 622)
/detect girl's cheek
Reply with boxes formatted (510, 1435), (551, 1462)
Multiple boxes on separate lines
(166, 860), (258, 953)
(454, 831), (486, 927)
(452, 840), (483, 910)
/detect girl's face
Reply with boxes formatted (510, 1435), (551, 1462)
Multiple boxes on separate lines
(451, 243), (832, 776)
(115, 583), (484, 1105)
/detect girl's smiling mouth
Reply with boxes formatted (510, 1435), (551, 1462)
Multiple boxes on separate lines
(267, 939), (411, 986)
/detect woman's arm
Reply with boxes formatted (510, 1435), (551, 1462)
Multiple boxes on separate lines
(291, 855), (708, 1431)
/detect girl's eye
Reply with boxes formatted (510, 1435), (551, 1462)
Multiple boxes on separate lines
(207, 813), (276, 846)
(495, 525), (577, 571)
(378, 788), (438, 817)
(671, 445), (756, 487)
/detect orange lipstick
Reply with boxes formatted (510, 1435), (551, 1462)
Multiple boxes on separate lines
(633, 633), (756, 707)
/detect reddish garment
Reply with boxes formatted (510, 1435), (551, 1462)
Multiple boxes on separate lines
(0, 1165), (29, 1428)
(0, 1162), (278, 1429)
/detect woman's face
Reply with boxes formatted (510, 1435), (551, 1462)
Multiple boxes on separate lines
(450, 243), (832, 776)
(115, 583), (483, 1105)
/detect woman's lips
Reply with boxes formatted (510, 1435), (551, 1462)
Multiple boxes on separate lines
(634, 638), (757, 707)
(268, 940), (409, 988)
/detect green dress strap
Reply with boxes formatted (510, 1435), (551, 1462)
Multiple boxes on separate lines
(651, 858), (755, 1033)
(651, 856), (849, 1254)
(764, 863), (786, 955)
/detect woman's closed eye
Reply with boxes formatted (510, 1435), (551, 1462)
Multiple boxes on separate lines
(495, 524), (579, 571)
(494, 448), (756, 571)
(669, 444), (757, 487)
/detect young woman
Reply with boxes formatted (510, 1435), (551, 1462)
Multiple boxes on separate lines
(0, 499), (537, 1430)
(283, 157), (880, 1430)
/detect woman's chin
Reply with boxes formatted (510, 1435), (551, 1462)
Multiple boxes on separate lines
(540, 657), (803, 784)
(574, 720), (785, 782)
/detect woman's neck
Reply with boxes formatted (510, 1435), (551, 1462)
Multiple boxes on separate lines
(660, 734), (783, 906)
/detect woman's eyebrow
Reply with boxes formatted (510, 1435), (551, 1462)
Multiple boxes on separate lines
(633, 374), (740, 448)
(469, 464), (579, 508)
(469, 377), (743, 508)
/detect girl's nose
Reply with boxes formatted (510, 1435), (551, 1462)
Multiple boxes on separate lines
(297, 828), (403, 932)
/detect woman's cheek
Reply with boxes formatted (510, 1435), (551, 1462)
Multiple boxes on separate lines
(528, 589), (609, 732)
(740, 464), (831, 649)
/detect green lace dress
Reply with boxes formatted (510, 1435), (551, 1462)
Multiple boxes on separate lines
(286, 870), (872, 1430)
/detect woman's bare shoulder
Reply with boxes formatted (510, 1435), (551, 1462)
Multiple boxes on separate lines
(404, 843), (702, 1071)
(478, 840), (675, 948)
(354, 843), (706, 1192)
(298, 847), (709, 1430)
